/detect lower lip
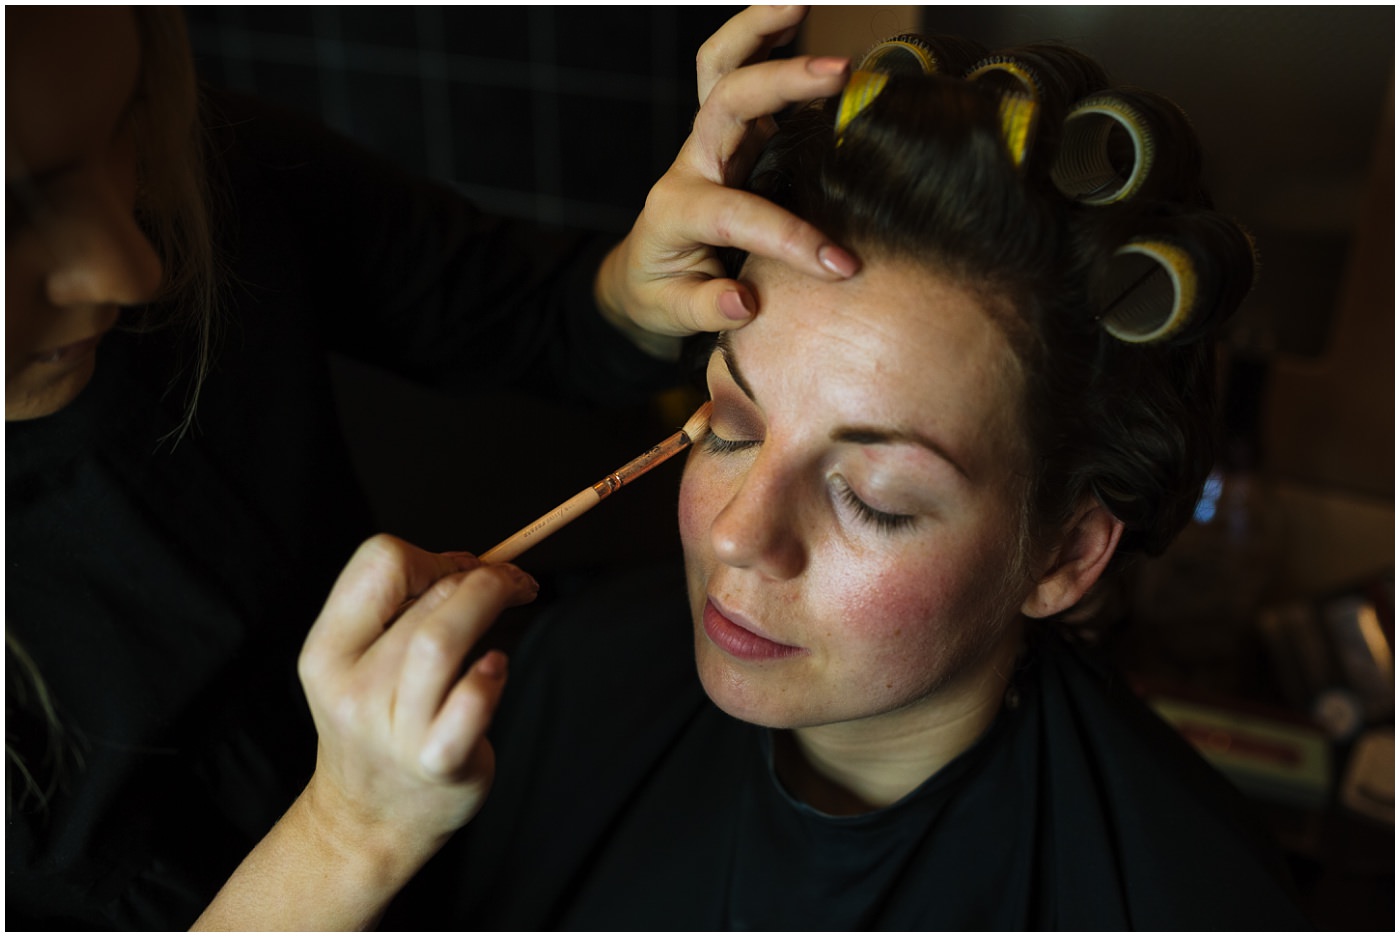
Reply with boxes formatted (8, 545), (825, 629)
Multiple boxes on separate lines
(30, 333), (104, 366)
(702, 600), (805, 662)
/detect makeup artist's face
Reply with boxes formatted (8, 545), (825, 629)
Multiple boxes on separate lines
(5, 7), (162, 420)
(679, 256), (1033, 731)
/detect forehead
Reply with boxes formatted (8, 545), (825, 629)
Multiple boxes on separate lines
(5, 7), (141, 179)
(725, 256), (1027, 472)
(736, 255), (1021, 395)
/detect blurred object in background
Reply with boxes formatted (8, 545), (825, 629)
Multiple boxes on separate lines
(1340, 729), (1394, 826)
(1258, 576), (1395, 742)
(1145, 694), (1332, 811)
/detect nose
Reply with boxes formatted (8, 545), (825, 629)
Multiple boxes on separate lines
(709, 453), (807, 581)
(44, 192), (164, 309)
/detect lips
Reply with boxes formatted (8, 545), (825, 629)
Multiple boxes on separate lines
(29, 332), (106, 366)
(702, 597), (806, 662)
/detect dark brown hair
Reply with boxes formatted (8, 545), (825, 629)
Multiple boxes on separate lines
(731, 35), (1255, 566)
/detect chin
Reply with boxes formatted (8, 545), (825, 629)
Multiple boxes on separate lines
(691, 638), (821, 730)
(5, 358), (97, 420)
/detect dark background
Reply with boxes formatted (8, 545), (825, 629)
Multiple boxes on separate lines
(184, 5), (747, 570)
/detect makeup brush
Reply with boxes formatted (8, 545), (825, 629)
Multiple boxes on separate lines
(480, 401), (713, 564)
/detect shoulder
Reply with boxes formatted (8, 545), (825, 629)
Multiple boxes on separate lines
(1026, 631), (1310, 929)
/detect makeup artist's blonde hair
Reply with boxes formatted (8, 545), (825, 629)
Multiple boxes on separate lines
(130, 5), (226, 439)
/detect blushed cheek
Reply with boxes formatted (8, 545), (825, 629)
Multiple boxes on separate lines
(824, 557), (944, 647)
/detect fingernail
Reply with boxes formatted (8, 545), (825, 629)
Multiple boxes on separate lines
(818, 244), (859, 278)
(475, 649), (508, 680)
(719, 289), (754, 321)
(502, 564), (540, 596)
(807, 56), (850, 77)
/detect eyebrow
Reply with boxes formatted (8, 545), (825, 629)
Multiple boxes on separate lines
(713, 332), (971, 480)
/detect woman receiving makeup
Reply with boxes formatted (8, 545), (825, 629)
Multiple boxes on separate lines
(5, 6), (857, 929)
(198, 24), (1311, 932)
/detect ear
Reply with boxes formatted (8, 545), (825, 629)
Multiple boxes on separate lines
(1021, 499), (1125, 619)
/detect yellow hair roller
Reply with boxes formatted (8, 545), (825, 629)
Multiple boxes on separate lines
(996, 94), (1039, 169)
(858, 36), (940, 75)
(966, 56), (1043, 102)
(968, 56), (1044, 170)
(1099, 239), (1198, 343)
(835, 70), (890, 142)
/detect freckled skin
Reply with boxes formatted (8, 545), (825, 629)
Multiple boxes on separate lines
(678, 255), (1034, 745)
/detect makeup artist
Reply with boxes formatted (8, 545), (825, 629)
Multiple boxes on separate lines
(5, 6), (853, 929)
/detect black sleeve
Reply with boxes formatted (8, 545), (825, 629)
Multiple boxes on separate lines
(205, 89), (677, 407)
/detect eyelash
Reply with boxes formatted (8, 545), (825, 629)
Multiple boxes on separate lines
(834, 478), (918, 534)
(701, 428), (758, 455)
(701, 429), (918, 535)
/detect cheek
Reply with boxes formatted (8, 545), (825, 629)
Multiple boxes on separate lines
(816, 529), (1017, 662)
(820, 557), (945, 648)
(678, 453), (723, 557)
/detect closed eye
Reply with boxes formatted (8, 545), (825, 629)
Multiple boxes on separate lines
(834, 477), (918, 534)
(701, 428), (760, 455)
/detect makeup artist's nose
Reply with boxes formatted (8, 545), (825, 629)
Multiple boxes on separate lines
(710, 456), (806, 580)
(46, 193), (163, 310)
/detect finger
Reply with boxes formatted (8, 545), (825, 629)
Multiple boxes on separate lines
(656, 277), (760, 335)
(393, 565), (537, 746)
(419, 650), (508, 779)
(363, 566), (475, 668)
(303, 535), (464, 672)
(687, 55), (849, 185)
(697, 5), (809, 104)
(675, 184), (860, 284)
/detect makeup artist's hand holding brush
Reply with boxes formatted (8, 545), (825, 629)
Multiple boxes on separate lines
(594, 5), (860, 358)
(194, 537), (536, 931)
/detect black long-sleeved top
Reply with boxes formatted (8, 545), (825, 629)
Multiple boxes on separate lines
(389, 564), (1312, 931)
(5, 91), (671, 930)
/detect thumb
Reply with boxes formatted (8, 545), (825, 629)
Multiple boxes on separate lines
(676, 277), (758, 334)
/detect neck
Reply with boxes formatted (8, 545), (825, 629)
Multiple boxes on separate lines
(775, 627), (1022, 816)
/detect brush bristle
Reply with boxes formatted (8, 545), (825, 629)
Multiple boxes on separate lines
(681, 400), (713, 443)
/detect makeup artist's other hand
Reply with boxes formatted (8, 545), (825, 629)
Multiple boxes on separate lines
(194, 536), (537, 931)
(594, 5), (859, 357)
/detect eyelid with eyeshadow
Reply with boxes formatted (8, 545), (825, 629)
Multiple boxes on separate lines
(701, 422), (920, 536)
(700, 426), (759, 455)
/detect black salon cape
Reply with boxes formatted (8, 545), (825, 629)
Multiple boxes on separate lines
(5, 91), (672, 930)
(388, 564), (1311, 931)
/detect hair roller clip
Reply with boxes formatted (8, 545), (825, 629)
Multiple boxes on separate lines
(835, 69), (890, 142)
(858, 35), (940, 75)
(966, 55), (1044, 103)
(1051, 91), (1202, 206)
(1093, 209), (1256, 345)
(967, 55), (1047, 170)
